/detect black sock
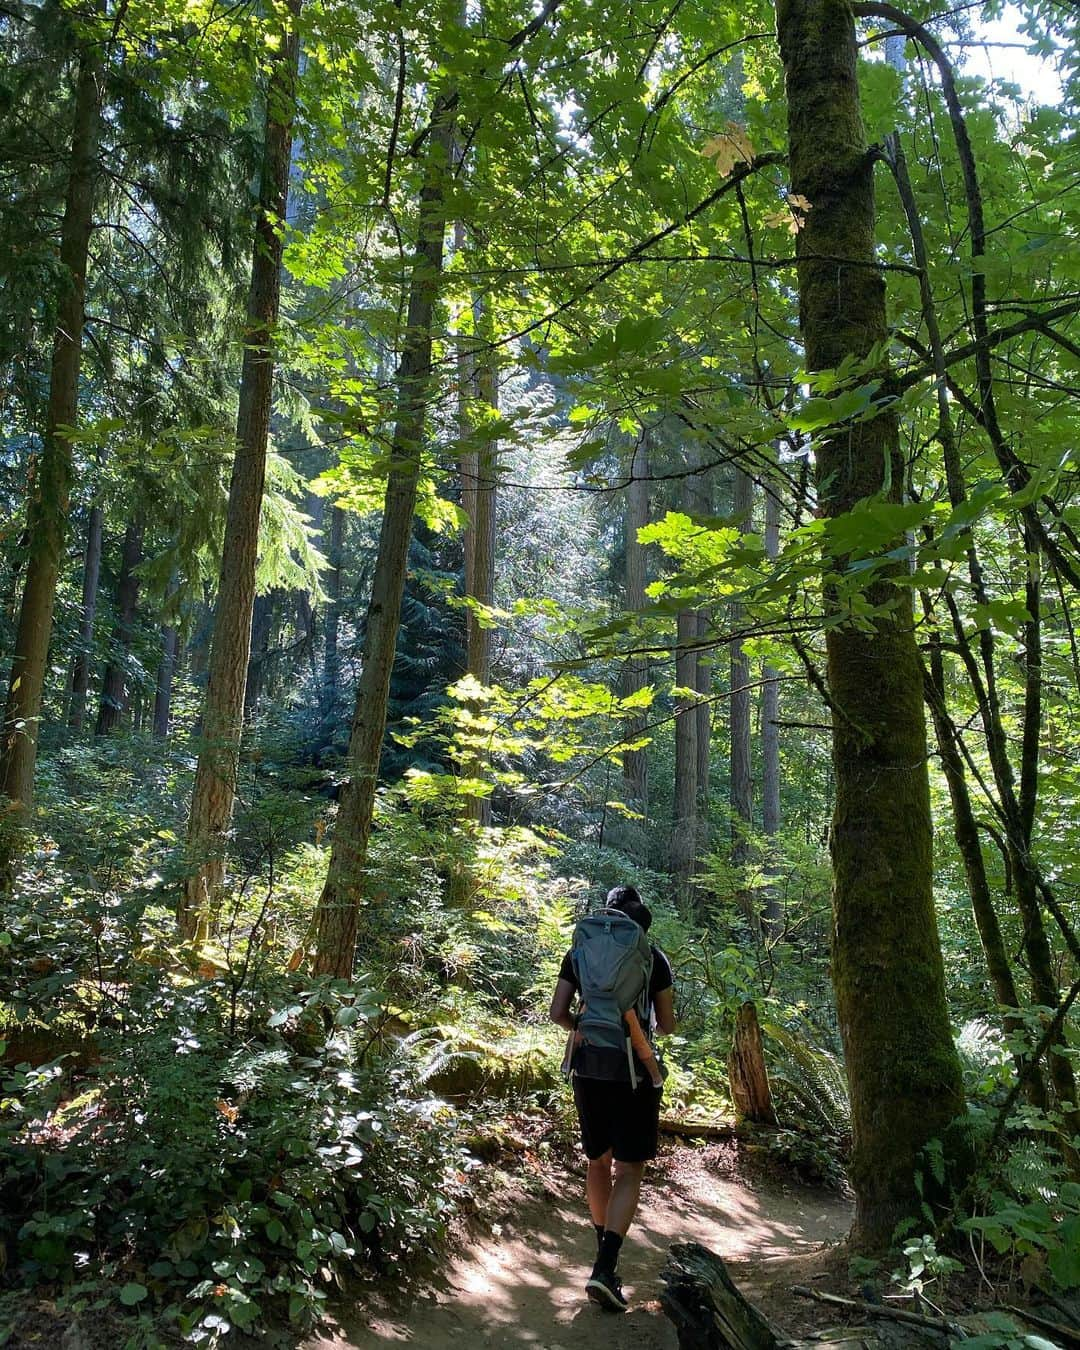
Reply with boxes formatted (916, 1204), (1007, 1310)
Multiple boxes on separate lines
(594, 1223), (605, 1251)
(594, 1230), (623, 1276)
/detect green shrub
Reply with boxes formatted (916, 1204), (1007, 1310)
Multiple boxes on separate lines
(1, 969), (468, 1343)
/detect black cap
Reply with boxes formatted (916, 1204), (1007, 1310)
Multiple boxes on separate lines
(606, 885), (651, 931)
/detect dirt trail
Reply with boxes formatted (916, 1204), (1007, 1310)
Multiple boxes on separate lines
(311, 1143), (852, 1349)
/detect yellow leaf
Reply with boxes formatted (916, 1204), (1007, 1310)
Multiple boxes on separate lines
(702, 122), (754, 177)
(764, 192), (814, 235)
(764, 207), (797, 234)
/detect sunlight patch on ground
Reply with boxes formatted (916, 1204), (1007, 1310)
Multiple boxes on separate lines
(313, 1153), (853, 1349)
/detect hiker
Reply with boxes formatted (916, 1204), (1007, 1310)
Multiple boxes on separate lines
(549, 884), (676, 1312)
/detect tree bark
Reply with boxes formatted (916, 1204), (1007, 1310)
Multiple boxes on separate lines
(312, 97), (455, 979)
(179, 0), (301, 941)
(622, 435), (650, 806)
(776, 0), (967, 1250)
(95, 516), (145, 735)
(69, 495), (104, 733)
(0, 41), (101, 841)
(727, 1001), (777, 1125)
(153, 624), (180, 739)
(660, 1244), (783, 1350)
(761, 483), (782, 934)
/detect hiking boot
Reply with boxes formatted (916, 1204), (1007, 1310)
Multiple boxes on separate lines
(586, 1269), (628, 1312)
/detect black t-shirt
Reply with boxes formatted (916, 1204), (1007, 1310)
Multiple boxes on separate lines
(558, 944), (674, 1083)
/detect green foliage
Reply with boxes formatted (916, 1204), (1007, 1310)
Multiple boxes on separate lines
(762, 1020), (850, 1138)
(0, 842), (471, 1341)
(952, 1311), (1064, 1350)
(890, 1233), (964, 1298)
(1, 982), (467, 1341)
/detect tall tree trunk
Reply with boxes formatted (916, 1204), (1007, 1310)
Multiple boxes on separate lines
(243, 590), (276, 723)
(922, 633), (1049, 1097)
(776, 0), (967, 1250)
(761, 483), (782, 934)
(95, 517), (145, 735)
(69, 494), (104, 733)
(690, 459), (713, 834)
(924, 650), (1020, 1019)
(179, 0), (301, 941)
(296, 587), (320, 693)
(322, 505), (345, 712)
(153, 624), (180, 739)
(1012, 545), (1079, 1149)
(312, 97), (455, 979)
(622, 435), (650, 807)
(456, 220), (479, 624)
(469, 337), (497, 692)
(454, 269), (498, 827)
(0, 43), (100, 844)
(671, 609), (699, 910)
(730, 466), (754, 890)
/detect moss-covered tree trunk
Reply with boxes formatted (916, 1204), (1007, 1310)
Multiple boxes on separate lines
(178, 0), (301, 941)
(776, 0), (967, 1250)
(311, 99), (455, 979)
(0, 42), (100, 846)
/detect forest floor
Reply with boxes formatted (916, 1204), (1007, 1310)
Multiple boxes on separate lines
(309, 1134), (854, 1349)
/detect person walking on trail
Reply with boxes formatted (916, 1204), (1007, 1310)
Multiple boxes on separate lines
(549, 884), (676, 1313)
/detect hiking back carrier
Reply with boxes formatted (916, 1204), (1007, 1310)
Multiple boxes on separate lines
(569, 906), (653, 1085)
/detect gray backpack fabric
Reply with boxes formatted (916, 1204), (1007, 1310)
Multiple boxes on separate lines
(570, 907), (653, 1083)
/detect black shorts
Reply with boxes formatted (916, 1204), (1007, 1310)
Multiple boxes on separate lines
(572, 1075), (661, 1163)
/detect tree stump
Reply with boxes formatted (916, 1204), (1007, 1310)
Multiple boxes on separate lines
(660, 1243), (786, 1350)
(660, 1246), (899, 1350)
(728, 1001), (778, 1125)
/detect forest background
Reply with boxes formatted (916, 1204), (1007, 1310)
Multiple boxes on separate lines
(1, 0), (1080, 1342)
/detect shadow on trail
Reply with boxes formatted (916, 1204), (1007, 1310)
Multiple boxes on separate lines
(310, 1145), (852, 1349)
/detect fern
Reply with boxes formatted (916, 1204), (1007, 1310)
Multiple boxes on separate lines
(761, 1020), (851, 1136)
(999, 1138), (1063, 1204)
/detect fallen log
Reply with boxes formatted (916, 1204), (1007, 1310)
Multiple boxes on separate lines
(1003, 1305), (1080, 1348)
(659, 1245), (936, 1350)
(791, 1287), (963, 1339)
(660, 1117), (739, 1140)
